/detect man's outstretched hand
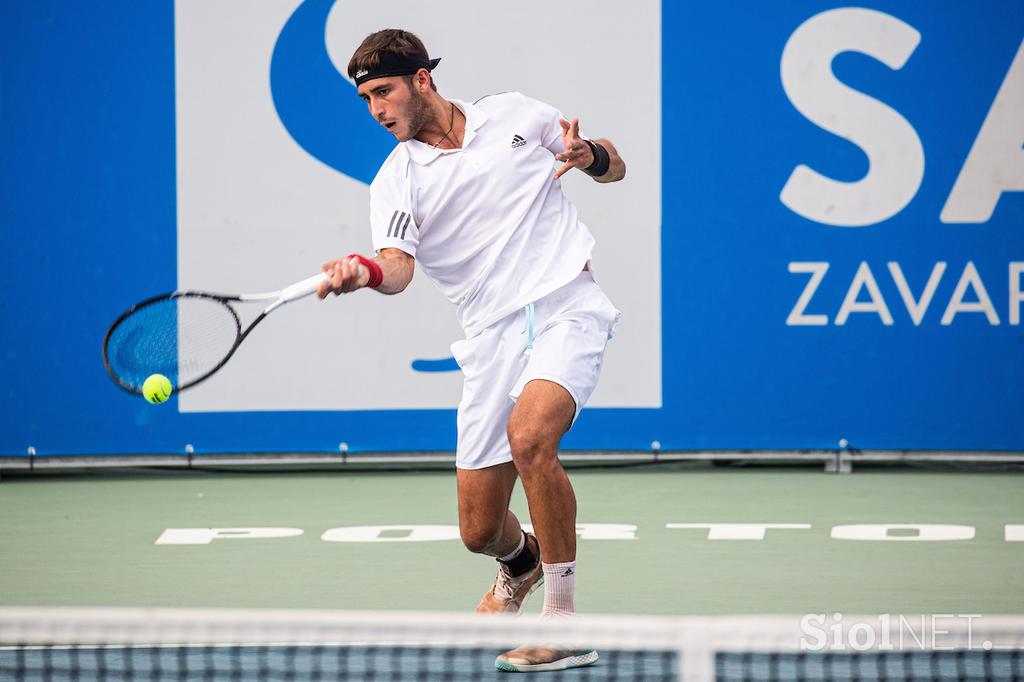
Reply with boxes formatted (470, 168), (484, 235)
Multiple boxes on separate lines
(553, 117), (595, 180)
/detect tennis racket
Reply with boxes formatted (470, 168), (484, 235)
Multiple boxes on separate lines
(102, 272), (332, 396)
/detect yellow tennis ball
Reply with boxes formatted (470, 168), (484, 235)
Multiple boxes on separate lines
(142, 374), (172, 404)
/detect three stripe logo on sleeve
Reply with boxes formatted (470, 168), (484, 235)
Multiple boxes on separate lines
(387, 211), (412, 239)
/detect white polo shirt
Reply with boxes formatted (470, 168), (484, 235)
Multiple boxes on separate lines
(369, 92), (595, 338)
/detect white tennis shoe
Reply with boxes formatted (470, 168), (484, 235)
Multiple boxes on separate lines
(495, 645), (599, 672)
(475, 534), (544, 614)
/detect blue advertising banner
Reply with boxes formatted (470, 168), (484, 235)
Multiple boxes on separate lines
(1, 1), (1021, 456)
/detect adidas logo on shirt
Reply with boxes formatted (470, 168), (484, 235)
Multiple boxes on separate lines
(511, 134), (526, 148)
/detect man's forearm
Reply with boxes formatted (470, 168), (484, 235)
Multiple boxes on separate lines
(372, 249), (415, 294)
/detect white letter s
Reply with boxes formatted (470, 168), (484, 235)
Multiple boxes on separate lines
(780, 8), (924, 227)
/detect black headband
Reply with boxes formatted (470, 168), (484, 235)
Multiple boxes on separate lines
(353, 52), (441, 86)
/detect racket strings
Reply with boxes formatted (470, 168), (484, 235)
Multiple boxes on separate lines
(105, 296), (240, 391)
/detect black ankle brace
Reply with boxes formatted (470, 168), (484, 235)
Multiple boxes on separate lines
(498, 532), (538, 577)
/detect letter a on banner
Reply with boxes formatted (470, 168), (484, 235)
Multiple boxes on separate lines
(941, 40), (1024, 223)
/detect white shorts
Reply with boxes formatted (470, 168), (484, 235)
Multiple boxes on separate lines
(450, 270), (621, 470)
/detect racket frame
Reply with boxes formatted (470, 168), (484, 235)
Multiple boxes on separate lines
(102, 272), (327, 396)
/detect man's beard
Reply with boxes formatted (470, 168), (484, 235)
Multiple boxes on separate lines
(404, 85), (432, 141)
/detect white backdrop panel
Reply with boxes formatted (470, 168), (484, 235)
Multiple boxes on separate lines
(176, 0), (661, 412)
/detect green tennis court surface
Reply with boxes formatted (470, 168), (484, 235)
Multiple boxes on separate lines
(2, 463), (1021, 615)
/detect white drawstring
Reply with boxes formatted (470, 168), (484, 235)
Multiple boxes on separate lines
(523, 302), (535, 350)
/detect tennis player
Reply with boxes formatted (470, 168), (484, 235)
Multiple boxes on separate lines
(317, 29), (624, 673)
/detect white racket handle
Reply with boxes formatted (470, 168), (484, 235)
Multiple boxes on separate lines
(278, 272), (331, 303)
(240, 266), (367, 305)
(278, 264), (368, 302)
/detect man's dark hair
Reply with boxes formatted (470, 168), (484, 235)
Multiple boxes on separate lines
(348, 29), (438, 92)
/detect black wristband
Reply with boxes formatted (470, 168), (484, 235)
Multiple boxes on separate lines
(583, 139), (611, 177)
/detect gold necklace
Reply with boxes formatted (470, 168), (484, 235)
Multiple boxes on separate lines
(433, 102), (456, 149)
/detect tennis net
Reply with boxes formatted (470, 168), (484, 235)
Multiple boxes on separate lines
(1, 608), (1021, 681)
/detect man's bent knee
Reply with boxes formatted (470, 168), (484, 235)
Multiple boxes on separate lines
(507, 423), (561, 472)
(460, 522), (505, 555)
(456, 462), (518, 555)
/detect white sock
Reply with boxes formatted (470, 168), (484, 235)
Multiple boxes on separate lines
(541, 561), (576, 615)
